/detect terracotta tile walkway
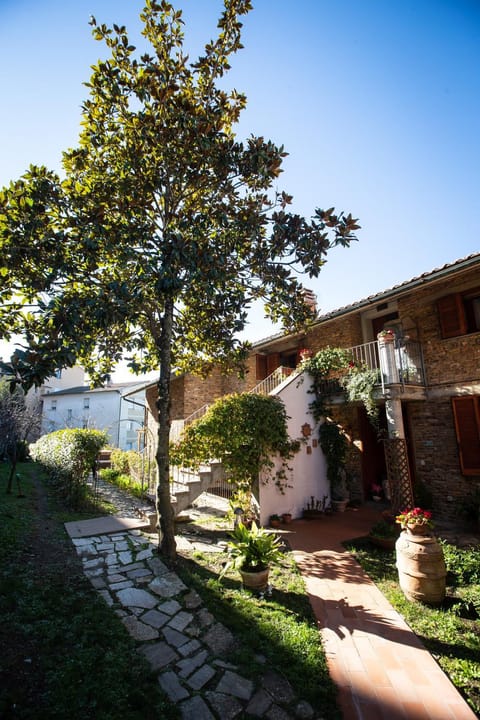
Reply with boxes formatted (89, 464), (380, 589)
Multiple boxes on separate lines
(287, 507), (478, 720)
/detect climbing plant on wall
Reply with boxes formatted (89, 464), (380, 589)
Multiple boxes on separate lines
(170, 393), (300, 494)
(300, 346), (380, 427)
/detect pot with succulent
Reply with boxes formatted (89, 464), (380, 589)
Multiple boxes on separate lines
(219, 521), (284, 592)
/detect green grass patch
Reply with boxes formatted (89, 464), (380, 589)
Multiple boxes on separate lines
(0, 462), (178, 720)
(345, 536), (480, 716)
(175, 540), (340, 718)
(99, 468), (147, 500)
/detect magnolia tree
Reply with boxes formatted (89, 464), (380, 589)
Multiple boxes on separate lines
(0, 0), (359, 560)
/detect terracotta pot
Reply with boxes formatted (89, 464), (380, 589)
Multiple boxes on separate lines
(240, 567), (270, 591)
(270, 519), (281, 528)
(406, 523), (430, 536)
(331, 499), (349, 513)
(282, 513), (292, 524)
(395, 531), (446, 605)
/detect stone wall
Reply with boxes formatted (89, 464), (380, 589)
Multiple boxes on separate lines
(407, 398), (479, 523)
(397, 273), (480, 387)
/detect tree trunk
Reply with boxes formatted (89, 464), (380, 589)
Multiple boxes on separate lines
(6, 442), (17, 494)
(155, 298), (177, 561)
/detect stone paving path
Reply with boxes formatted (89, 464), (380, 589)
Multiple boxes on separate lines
(71, 526), (319, 720)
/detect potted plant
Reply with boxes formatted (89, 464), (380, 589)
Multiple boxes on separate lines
(269, 513), (281, 528)
(281, 512), (292, 524)
(368, 520), (400, 550)
(395, 507), (434, 535)
(219, 522), (283, 591)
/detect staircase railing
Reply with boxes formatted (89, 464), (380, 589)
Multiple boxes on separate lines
(250, 366), (295, 396)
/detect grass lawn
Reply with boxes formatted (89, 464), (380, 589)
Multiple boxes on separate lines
(345, 536), (480, 717)
(0, 462), (179, 720)
(175, 539), (341, 718)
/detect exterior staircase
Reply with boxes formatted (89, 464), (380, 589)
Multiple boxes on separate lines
(167, 366), (295, 515)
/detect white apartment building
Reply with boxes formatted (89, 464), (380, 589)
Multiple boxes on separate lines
(41, 375), (147, 450)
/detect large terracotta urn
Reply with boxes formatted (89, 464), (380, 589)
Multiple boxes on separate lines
(395, 530), (446, 605)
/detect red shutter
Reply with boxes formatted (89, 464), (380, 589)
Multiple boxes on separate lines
(452, 396), (480, 475)
(437, 293), (467, 339)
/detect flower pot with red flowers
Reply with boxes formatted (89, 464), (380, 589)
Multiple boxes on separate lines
(395, 507), (434, 535)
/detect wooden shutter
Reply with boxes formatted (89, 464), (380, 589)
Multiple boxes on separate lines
(266, 353), (280, 375)
(437, 293), (467, 339)
(452, 396), (480, 475)
(255, 354), (267, 381)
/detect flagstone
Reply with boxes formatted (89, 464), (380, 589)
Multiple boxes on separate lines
(116, 587), (157, 609)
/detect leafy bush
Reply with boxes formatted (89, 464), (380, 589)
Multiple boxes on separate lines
(110, 448), (131, 475)
(110, 448), (150, 483)
(30, 429), (108, 506)
(99, 468), (120, 483)
(171, 393), (299, 492)
(99, 468), (146, 500)
(440, 541), (480, 585)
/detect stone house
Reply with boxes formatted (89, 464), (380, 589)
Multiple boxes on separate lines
(146, 253), (480, 525)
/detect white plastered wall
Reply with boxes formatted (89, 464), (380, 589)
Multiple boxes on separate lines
(258, 371), (329, 525)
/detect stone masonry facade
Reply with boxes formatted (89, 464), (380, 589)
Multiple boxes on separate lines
(146, 255), (480, 526)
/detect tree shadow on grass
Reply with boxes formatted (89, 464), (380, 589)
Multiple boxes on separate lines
(175, 551), (341, 718)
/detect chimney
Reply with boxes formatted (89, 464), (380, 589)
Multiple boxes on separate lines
(302, 288), (317, 315)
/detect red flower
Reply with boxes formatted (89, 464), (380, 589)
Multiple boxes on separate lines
(395, 507), (434, 528)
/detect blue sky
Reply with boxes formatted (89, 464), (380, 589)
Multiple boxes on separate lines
(0, 0), (479, 367)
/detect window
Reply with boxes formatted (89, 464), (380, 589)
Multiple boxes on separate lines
(83, 398), (90, 409)
(437, 289), (480, 339)
(452, 396), (480, 475)
(51, 400), (57, 411)
(67, 409), (73, 420)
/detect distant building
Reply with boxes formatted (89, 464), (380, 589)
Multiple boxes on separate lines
(41, 375), (147, 450)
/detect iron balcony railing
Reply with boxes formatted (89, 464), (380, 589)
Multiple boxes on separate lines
(350, 339), (426, 389)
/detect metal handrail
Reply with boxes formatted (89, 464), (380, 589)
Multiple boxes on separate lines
(250, 366), (295, 396)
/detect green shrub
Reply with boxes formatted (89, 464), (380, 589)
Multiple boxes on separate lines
(440, 541), (480, 585)
(110, 448), (131, 475)
(110, 448), (149, 483)
(99, 468), (120, 483)
(30, 429), (108, 507)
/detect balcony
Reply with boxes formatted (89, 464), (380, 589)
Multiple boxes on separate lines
(319, 339), (426, 402)
(351, 339), (426, 389)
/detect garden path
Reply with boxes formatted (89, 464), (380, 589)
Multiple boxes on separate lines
(288, 509), (478, 720)
(80, 478), (478, 719)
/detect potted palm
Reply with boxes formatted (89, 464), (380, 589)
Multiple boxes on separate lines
(219, 522), (283, 591)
